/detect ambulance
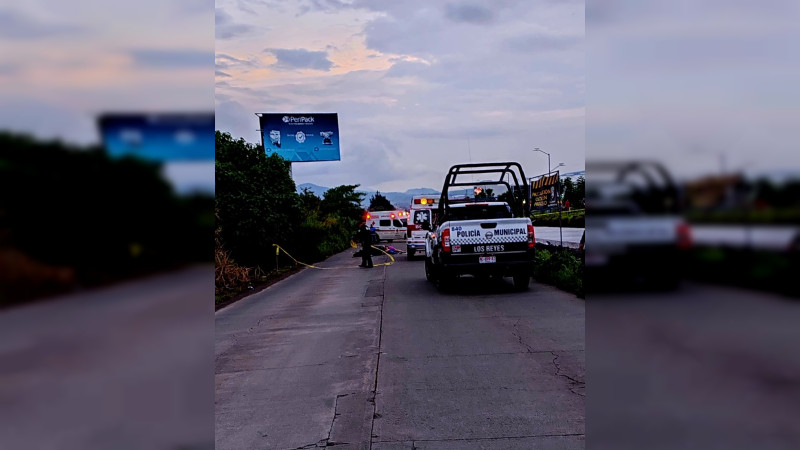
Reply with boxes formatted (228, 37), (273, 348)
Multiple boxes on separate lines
(365, 209), (408, 243)
(405, 195), (439, 259)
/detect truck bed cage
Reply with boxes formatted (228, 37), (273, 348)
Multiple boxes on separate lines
(436, 162), (530, 226)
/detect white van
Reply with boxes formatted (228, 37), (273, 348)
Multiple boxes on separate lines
(365, 210), (408, 242)
(406, 196), (439, 259)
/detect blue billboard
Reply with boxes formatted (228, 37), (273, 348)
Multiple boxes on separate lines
(258, 113), (340, 162)
(98, 113), (214, 161)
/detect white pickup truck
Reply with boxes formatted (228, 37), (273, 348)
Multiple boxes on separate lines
(425, 163), (535, 291)
(585, 161), (691, 289)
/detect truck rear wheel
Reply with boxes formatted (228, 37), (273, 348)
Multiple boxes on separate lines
(435, 273), (454, 292)
(425, 257), (437, 282)
(407, 249), (416, 260)
(513, 272), (531, 291)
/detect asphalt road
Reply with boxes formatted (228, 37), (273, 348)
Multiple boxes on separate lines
(588, 282), (800, 449)
(0, 265), (214, 449)
(215, 244), (586, 449)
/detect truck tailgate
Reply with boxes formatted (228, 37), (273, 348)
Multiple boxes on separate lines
(449, 219), (530, 253)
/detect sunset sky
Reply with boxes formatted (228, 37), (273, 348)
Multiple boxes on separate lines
(215, 0), (585, 192)
(0, 0), (213, 193)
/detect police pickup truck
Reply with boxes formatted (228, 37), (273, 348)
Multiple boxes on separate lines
(585, 160), (691, 290)
(425, 162), (535, 291)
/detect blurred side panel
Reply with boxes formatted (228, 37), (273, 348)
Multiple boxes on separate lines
(0, 0), (214, 448)
(587, 1), (800, 449)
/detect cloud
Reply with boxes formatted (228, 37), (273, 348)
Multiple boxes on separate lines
(0, 97), (98, 145)
(384, 60), (430, 78)
(505, 32), (582, 52)
(215, 70), (231, 78)
(0, 9), (87, 39)
(214, 100), (262, 144)
(216, 8), (255, 40)
(444, 3), (495, 25)
(265, 48), (334, 71)
(215, 53), (259, 70)
(0, 62), (20, 75)
(128, 49), (213, 69)
(216, 0), (586, 190)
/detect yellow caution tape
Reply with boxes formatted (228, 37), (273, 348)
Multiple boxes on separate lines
(272, 243), (395, 270)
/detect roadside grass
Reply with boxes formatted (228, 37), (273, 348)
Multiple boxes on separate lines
(215, 266), (304, 310)
(531, 209), (585, 228)
(534, 245), (584, 298)
(687, 208), (800, 225)
(687, 246), (799, 297)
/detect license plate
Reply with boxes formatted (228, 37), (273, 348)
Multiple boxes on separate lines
(479, 256), (496, 264)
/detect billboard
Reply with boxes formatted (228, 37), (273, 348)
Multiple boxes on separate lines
(98, 113), (214, 161)
(530, 172), (561, 211)
(258, 113), (340, 162)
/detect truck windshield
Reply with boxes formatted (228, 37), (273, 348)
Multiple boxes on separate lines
(448, 204), (513, 221)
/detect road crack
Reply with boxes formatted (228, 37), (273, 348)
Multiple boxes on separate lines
(511, 318), (534, 353)
(368, 266), (387, 449)
(550, 351), (585, 397)
(374, 433), (585, 444)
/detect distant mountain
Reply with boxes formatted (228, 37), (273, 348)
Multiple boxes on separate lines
(405, 188), (439, 196)
(560, 170), (585, 179)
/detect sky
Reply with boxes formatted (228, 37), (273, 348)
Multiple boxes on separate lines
(587, 1), (800, 183)
(0, 0), (214, 194)
(215, 0), (585, 192)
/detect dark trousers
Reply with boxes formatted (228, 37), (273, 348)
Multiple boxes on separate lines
(361, 245), (373, 268)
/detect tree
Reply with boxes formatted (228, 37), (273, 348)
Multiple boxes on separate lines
(0, 131), (212, 301)
(562, 177), (577, 207)
(575, 176), (585, 207)
(299, 187), (322, 215)
(215, 131), (302, 267)
(368, 191), (395, 211)
(321, 185), (365, 221)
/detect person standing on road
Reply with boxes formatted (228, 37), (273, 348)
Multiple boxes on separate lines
(358, 223), (374, 268)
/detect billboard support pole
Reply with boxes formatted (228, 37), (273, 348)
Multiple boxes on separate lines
(255, 113), (264, 148)
(557, 170), (563, 248)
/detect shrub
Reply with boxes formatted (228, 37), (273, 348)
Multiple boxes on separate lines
(534, 246), (584, 297)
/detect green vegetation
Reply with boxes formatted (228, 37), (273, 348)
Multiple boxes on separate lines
(687, 208), (800, 225)
(688, 247), (799, 297)
(531, 209), (585, 228)
(534, 246), (584, 298)
(214, 131), (365, 300)
(0, 132), (213, 305)
(368, 191), (395, 211)
(561, 175), (585, 209)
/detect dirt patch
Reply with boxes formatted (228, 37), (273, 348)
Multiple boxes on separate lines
(214, 265), (306, 311)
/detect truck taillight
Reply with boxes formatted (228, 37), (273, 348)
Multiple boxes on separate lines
(442, 228), (451, 252)
(677, 222), (691, 250)
(407, 224), (418, 237)
(527, 224), (535, 248)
